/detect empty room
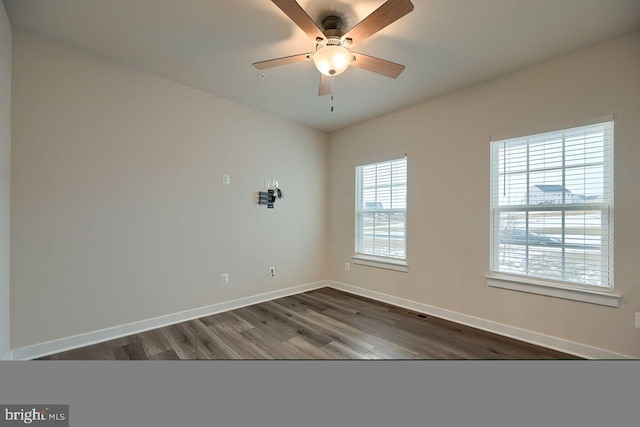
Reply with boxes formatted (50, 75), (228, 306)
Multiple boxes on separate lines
(1, 0), (640, 367)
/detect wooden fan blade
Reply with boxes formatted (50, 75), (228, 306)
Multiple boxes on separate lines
(351, 52), (405, 78)
(341, 0), (414, 47)
(252, 53), (314, 70)
(318, 74), (334, 96)
(271, 0), (326, 41)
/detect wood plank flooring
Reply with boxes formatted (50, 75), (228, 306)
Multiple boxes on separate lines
(37, 288), (580, 360)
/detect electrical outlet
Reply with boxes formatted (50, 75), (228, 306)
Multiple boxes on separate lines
(221, 273), (229, 285)
(345, 262), (350, 271)
(273, 180), (279, 188)
(222, 174), (230, 185)
(270, 266), (275, 277)
(635, 312), (640, 328)
(265, 179), (270, 188)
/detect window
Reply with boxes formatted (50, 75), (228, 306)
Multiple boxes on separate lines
(490, 120), (613, 292)
(355, 157), (407, 264)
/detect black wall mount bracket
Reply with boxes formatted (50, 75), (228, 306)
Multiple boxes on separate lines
(258, 190), (276, 208)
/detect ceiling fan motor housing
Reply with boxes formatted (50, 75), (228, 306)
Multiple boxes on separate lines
(321, 15), (344, 38)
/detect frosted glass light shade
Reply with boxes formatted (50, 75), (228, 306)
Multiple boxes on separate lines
(314, 45), (351, 76)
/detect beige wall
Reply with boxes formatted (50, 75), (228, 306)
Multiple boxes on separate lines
(0, 2), (11, 359)
(8, 25), (640, 357)
(10, 31), (328, 349)
(328, 31), (640, 357)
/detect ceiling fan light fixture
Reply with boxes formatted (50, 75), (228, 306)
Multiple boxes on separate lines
(314, 45), (351, 76)
(253, 0), (414, 95)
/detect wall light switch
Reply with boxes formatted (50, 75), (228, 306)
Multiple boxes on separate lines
(222, 174), (230, 185)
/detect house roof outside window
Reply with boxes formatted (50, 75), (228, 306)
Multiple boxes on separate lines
(532, 185), (571, 193)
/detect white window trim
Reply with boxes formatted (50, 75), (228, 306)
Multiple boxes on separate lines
(486, 274), (620, 307)
(352, 254), (409, 272)
(490, 114), (614, 143)
(489, 117), (614, 299)
(355, 156), (408, 264)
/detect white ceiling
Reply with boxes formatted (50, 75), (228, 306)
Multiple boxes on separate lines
(4, 0), (640, 132)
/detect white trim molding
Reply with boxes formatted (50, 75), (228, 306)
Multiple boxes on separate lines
(490, 114), (614, 143)
(2, 350), (11, 361)
(486, 274), (620, 308)
(11, 281), (327, 360)
(327, 280), (632, 360)
(352, 255), (408, 272)
(10, 280), (632, 360)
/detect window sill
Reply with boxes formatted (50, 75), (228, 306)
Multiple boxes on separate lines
(352, 255), (409, 272)
(486, 274), (620, 307)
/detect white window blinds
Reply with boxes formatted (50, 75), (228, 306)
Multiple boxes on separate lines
(356, 157), (407, 260)
(490, 120), (613, 290)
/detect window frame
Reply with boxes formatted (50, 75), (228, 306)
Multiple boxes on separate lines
(354, 156), (408, 272)
(488, 117), (617, 305)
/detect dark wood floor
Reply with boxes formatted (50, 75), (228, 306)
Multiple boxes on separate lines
(37, 287), (579, 360)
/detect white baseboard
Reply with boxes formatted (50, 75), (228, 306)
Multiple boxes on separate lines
(2, 350), (11, 361)
(11, 281), (328, 360)
(11, 279), (633, 360)
(327, 280), (633, 360)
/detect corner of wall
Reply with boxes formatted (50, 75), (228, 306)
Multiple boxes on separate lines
(0, 0), (13, 362)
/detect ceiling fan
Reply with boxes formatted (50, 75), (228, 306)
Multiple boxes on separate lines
(253, 0), (414, 96)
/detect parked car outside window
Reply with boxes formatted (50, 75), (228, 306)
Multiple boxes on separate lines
(500, 228), (562, 246)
